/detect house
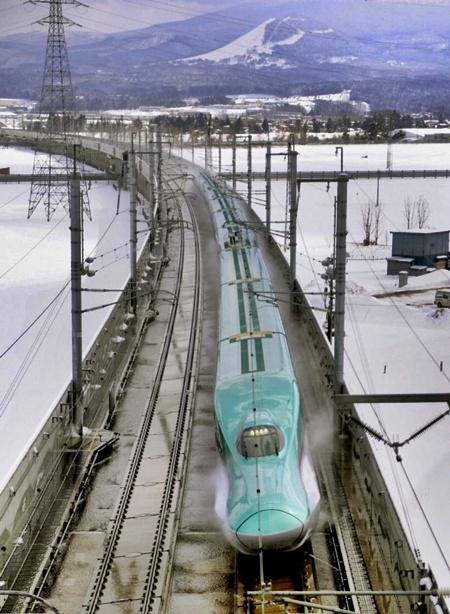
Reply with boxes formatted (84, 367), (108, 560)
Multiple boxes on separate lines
(390, 127), (450, 142)
(387, 229), (449, 276)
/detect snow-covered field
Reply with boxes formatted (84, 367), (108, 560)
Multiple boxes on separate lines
(0, 146), (147, 490)
(179, 141), (450, 593)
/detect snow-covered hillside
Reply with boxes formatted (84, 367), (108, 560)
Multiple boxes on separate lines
(181, 17), (305, 69)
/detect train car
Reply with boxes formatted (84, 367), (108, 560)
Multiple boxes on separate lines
(201, 173), (321, 554)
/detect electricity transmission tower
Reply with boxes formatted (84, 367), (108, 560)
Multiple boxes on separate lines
(28, 0), (90, 220)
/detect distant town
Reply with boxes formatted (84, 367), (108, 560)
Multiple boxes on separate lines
(1, 94), (450, 145)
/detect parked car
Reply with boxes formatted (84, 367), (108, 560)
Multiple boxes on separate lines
(434, 290), (450, 308)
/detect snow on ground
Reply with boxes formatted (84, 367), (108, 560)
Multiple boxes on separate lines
(0, 146), (147, 490)
(177, 141), (450, 591)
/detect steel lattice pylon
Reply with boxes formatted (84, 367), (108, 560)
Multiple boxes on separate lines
(28, 0), (90, 220)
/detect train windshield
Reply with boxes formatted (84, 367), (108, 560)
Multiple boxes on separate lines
(238, 425), (284, 459)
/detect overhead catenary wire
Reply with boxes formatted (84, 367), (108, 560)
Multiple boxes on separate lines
(341, 230), (449, 563)
(343, 349), (420, 556)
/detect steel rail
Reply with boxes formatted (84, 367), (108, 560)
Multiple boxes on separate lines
(319, 460), (377, 614)
(140, 183), (201, 612)
(84, 199), (186, 613)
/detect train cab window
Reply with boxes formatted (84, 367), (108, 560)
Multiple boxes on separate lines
(237, 425), (284, 459)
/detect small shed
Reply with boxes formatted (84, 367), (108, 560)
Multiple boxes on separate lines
(386, 257), (414, 276)
(391, 229), (450, 267)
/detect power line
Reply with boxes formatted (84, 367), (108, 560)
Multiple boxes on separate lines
(0, 285), (70, 415)
(0, 187), (30, 210)
(0, 280), (70, 361)
(0, 213), (68, 280)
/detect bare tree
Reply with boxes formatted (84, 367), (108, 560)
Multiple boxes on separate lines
(416, 196), (431, 229)
(403, 196), (416, 229)
(374, 201), (383, 245)
(361, 200), (375, 245)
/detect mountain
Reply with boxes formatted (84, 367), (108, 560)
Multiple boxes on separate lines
(1, 0), (450, 111)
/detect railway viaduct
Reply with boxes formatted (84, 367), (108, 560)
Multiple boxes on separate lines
(0, 130), (447, 614)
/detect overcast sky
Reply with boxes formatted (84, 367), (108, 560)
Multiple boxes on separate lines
(1, 0), (450, 38)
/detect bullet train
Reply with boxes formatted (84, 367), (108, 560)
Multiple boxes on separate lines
(201, 172), (321, 554)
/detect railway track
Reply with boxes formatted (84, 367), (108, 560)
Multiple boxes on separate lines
(233, 460), (380, 614)
(319, 460), (378, 614)
(235, 547), (317, 613)
(84, 176), (201, 613)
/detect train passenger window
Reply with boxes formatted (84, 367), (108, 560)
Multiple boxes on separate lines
(237, 425), (284, 459)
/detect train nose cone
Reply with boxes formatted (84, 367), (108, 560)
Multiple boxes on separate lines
(236, 510), (304, 552)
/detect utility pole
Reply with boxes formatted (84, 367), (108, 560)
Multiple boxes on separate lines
(288, 147), (298, 307)
(70, 159), (83, 437)
(265, 140), (271, 235)
(218, 132), (222, 174)
(232, 133), (237, 191)
(334, 175), (349, 393)
(247, 134), (252, 207)
(375, 176), (381, 244)
(387, 140), (393, 170)
(129, 133), (138, 313)
(205, 116), (212, 170)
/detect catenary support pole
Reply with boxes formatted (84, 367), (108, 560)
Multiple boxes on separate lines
(70, 170), (83, 437)
(288, 147), (298, 308)
(247, 134), (252, 207)
(157, 128), (163, 220)
(265, 140), (271, 235)
(218, 132), (222, 174)
(232, 134), (237, 191)
(129, 134), (137, 313)
(284, 138), (292, 251)
(148, 132), (155, 227)
(205, 116), (212, 170)
(334, 175), (349, 393)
